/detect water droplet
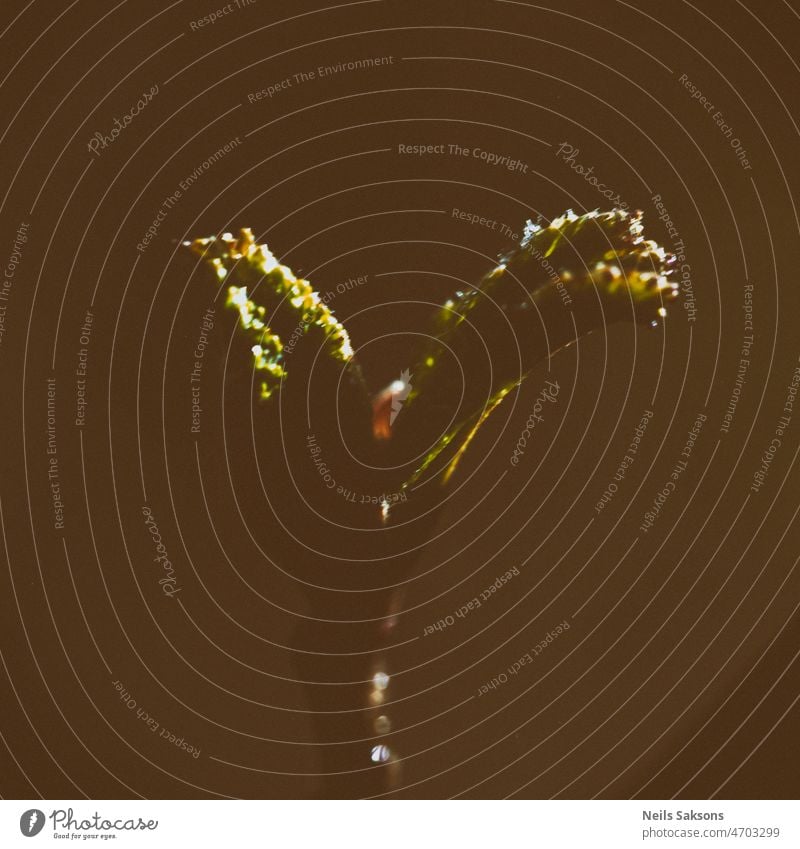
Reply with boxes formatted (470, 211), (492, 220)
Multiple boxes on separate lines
(370, 745), (391, 763)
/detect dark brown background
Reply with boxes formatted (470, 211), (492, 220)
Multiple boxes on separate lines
(1, 0), (799, 799)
